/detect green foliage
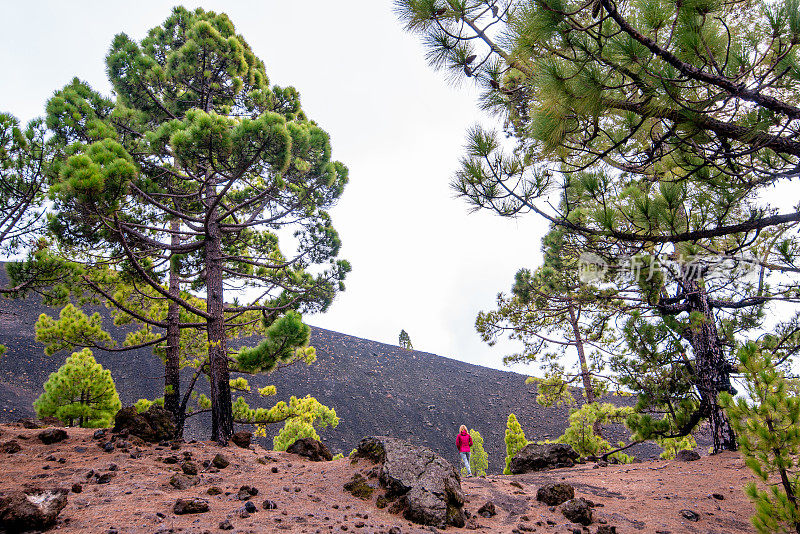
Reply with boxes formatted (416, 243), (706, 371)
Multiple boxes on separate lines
(398, 0), (800, 456)
(38, 5), (351, 441)
(35, 304), (114, 356)
(273, 418), (322, 451)
(469, 429), (488, 477)
(0, 113), (49, 257)
(528, 375), (576, 407)
(477, 228), (618, 406)
(197, 394), (212, 410)
(657, 435), (698, 460)
(235, 312), (314, 374)
(504, 413), (528, 475)
(134, 397), (164, 413)
(34, 348), (121, 427)
(270, 396), (339, 451)
(554, 402), (634, 460)
(721, 343), (800, 534)
(332, 453), (344, 461)
(399, 329), (413, 350)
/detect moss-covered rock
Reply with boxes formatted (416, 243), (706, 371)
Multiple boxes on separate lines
(343, 473), (374, 500)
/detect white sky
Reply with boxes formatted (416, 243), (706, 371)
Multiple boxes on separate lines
(0, 1), (545, 371)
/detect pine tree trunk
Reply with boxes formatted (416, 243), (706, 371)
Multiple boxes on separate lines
(567, 301), (602, 435)
(79, 390), (85, 428)
(205, 186), (233, 444)
(165, 223), (182, 438)
(685, 279), (737, 453)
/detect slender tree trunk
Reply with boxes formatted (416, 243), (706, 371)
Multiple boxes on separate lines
(79, 390), (85, 428)
(165, 221), (182, 438)
(684, 278), (737, 453)
(567, 300), (602, 435)
(205, 182), (233, 444)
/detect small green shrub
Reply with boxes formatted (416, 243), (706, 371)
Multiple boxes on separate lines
(469, 429), (488, 476)
(504, 414), (528, 474)
(34, 348), (121, 428)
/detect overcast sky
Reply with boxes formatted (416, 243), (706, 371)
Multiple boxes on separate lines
(0, 1), (545, 372)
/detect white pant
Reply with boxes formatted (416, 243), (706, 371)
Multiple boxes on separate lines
(460, 452), (472, 475)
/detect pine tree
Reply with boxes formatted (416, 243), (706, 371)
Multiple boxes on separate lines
(477, 226), (621, 433)
(34, 348), (121, 427)
(398, 329), (413, 350)
(504, 413), (528, 474)
(0, 114), (75, 356)
(395, 0), (800, 453)
(469, 429), (488, 477)
(40, 7), (350, 443)
(0, 114), (47, 260)
(721, 343), (800, 534)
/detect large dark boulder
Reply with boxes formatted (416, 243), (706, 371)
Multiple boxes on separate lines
(231, 431), (252, 449)
(561, 497), (594, 525)
(509, 443), (579, 474)
(355, 436), (465, 529)
(113, 405), (175, 442)
(173, 497), (209, 515)
(536, 483), (575, 506)
(286, 437), (333, 461)
(0, 487), (69, 531)
(675, 449), (700, 462)
(38, 428), (67, 445)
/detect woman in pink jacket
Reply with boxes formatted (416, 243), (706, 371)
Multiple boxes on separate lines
(456, 425), (472, 477)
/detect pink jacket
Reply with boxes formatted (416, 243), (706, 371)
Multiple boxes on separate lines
(456, 431), (472, 453)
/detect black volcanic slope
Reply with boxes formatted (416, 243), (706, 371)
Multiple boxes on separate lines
(0, 290), (655, 472)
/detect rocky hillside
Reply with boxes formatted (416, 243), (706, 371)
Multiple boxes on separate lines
(0, 423), (757, 533)
(0, 285), (656, 473)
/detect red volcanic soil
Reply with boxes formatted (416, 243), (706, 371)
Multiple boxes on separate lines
(0, 424), (757, 534)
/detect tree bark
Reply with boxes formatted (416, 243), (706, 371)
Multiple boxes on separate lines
(568, 300), (602, 436)
(684, 278), (737, 453)
(206, 182), (233, 444)
(165, 221), (182, 438)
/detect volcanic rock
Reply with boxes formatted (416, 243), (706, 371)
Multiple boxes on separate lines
(354, 436), (465, 528)
(38, 428), (67, 445)
(0, 487), (69, 531)
(1, 440), (21, 454)
(169, 474), (198, 490)
(181, 461), (199, 475)
(231, 431), (252, 449)
(560, 497), (593, 525)
(286, 437), (333, 461)
(173, 497), (209, 515)
(680, 509), (700, 521)
(113, 405), (175, 443)
(343, 474), (374, 500)
(211, 454), (230, 469)
(477, 501), (496, 518)
(510, 443), (579, 473)
(536, 483), (575, 506)
(675, 450), (700, 462)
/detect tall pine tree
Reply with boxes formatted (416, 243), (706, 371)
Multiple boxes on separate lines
(42, 7), (350, 443)
(396, 0), (800, 452)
